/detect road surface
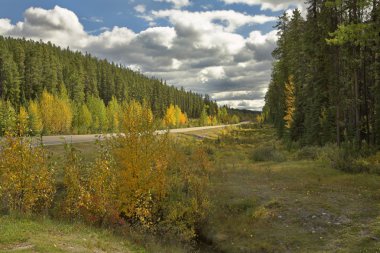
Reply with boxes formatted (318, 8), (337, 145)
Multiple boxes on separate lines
(38, 124), (242, 146)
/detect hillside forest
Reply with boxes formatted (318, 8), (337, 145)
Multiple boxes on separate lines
(0, 36), (251, 136)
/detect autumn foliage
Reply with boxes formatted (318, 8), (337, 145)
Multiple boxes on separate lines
(163, 104), (188, 128)
(61, 144), (118, 225)
(59, 100), (210, 240)
(113, 100), (169, 227)
(0, 99), (211, 243)
(0, 134), (55, 214)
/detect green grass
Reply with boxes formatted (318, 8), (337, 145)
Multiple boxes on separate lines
(201, 125), (380, 253)
(0, 216), (144, 253)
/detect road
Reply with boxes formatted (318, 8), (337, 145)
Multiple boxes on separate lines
(38, 124), (241, 146)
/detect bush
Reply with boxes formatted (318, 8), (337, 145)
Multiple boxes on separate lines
(294, 146), (321, 160)
(251, 145), (286, 162)
(57, 100), (211, 242)
(0, 135), (55, 214)
(60, 143), (119, 226)
(327, 145), (374, 173)
(161, 145), (211, 242)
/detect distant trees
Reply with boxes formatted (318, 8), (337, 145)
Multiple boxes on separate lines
(0, 36), (218, 124)
(28, 100), (43, 135)
(0, 100), (16, 135)
(0, 36), (249, 136)
(87, 96), (108, 133)
(264, 1), (380, 147)
(39, 90), (72, 134)
(163, 104), (188, 128)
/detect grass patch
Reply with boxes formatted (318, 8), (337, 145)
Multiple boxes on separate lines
(0, 215), (144, 253)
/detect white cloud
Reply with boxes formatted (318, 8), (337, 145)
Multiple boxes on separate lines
(200, 66), (226, 83)
(247, 30), (278, 45)
(217, 99), (265, 111)
(82, 16), (103, 23)
(220, 0), (305, 11)
(0, 6), (278, 111)
(154, 0), (190, 9)
(151, 9), (277, 32)
(134, 5), (146, 14)
(137, 26), (176, 49)
(0, 19), (12, 34)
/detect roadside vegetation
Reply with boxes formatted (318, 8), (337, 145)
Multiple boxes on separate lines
(2, 122), (380, 252)
(0, 100), (212, 252)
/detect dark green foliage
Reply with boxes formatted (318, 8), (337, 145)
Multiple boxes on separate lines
(0, 36), (217, 123)
(265, 1), (380, 148)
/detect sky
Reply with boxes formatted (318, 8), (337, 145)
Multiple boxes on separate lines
(0, 0), (305, 111)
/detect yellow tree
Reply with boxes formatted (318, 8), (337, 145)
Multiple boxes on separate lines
(39, 90), (55, 134)
(174, 105), (182, 126)
(256, 114), (264, 124)
(17, 106), (29, 136)
(28, 100), (43, 135)
(39, 90), (73, 134)
(78, 104), (92, 134)
(107, 96), (121, 133)
(56, 96), (73, 133)
(164, 104), (177, 127)
(114, 100), (169, 227)
(283, 75), (295, 129)
(179, 112), (188, 125)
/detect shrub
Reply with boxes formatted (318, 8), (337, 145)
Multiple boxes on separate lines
(0, 134), (55, 214)
(59, 100), (211, 242)
(326, 144), (374, 173)
(161, 145), (211, 242)
(251, 145), (286, 162)
(294, 146), (321, 160)
(61, 145), (90, 220)
(61, 143), (119, 225)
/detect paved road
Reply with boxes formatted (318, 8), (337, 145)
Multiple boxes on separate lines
(39, 124), (242, 146)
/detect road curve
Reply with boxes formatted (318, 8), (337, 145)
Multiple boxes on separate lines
(39, 124), (243, 146)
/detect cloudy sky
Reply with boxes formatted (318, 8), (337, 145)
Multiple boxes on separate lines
(0, 0), (305, 111)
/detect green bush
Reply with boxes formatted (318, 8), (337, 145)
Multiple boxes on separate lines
(251, 145), (286, 162)
(294, 146), (321, 160)
(327, 145), (373, 173)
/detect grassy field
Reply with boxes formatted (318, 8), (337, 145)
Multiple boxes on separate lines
(2, 125), (380, 252)
(201, 125), (380, 252)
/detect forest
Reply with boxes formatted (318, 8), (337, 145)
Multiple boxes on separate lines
(0, 36), (253, 135)
(264, 0), (380, 147)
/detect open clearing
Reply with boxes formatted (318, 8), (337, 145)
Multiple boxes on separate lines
(201, 125), (380, 252)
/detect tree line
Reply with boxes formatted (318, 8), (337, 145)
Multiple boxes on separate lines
(0, 36), (249, 135)
(264, 0), (379, 147)
(0, 37), (219, 123)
